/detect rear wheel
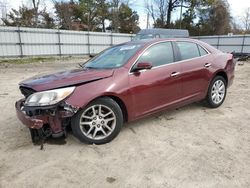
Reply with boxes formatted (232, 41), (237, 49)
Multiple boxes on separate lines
(71, 97), (123, 144)
(206, 76), (227, 108)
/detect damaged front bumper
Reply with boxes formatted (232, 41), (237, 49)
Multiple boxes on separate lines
(15, 99), (78, 142)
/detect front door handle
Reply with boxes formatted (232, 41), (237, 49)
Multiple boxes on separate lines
(171, 72), (180, 77)
(204, 63), (211, 68)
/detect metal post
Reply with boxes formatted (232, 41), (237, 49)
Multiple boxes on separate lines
(241, 34), (246, 54)
(17, 26), (23, 57)
(217, 36), (220, 49)
(57, 29), (62, 56)
(130, 34), (133, 41)
(87, 31), (90, 56)
(110, 32), (113, 46)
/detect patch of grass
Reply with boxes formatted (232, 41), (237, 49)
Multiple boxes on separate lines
(0, 57), (57, 64)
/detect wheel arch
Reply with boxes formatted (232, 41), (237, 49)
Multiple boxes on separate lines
(214, 71), (228, 86)
(204, 70), (228, 97)
(205, 70), (228, 108)
(105, 95), (128, 123)
(85, 95), (128, 123)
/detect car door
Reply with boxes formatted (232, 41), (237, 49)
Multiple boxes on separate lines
(128, 42), (182, 118)
(175, 41), (212, 100)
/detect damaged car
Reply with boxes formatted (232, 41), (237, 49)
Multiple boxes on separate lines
(16, 38), (235, 144)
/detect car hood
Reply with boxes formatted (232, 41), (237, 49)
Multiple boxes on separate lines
(20, 68), (114, 91)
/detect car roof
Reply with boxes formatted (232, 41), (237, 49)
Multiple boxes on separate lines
(121, 38), (220, 54)
(123, 38), (197, 46)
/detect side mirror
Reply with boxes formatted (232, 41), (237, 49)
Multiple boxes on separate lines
(132, 62), (152, 72)
(89, 54), (96, 58)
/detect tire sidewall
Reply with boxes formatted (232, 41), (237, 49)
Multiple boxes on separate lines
(207, 76), (227, 108)
(71, 97), (123, 144)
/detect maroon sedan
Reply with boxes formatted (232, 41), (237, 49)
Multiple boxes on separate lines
(16, 38), (235, 144)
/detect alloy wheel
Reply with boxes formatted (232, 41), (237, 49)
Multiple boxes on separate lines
(211, 80), (225, 104)
(79, 105), (116, 140)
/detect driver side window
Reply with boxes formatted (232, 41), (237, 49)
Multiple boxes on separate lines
(137, 42), (174, 67)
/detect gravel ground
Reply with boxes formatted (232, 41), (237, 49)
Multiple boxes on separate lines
(0, 58), (249, 188)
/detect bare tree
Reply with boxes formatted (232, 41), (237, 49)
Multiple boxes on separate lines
(242, 7), (250, 32)
(145, 0), (168, 27)
(54, 1), (76, 30)
(198, 0), (231, 35)
(231, 18), (243, 34)
(110, 0), (126, 32)
(32, 0), (41, 27)
(145, 0), (191, 28)
(212, 0), (231, 35)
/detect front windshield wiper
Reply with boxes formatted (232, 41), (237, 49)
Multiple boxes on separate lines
(84, 66), (98, 69)
(78, 63), (84, 68)
(84, 66), (113, 70)
(78, 64), (97, 69)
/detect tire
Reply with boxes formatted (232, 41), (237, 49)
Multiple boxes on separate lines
(29, 128), (40, 143)
(71, 97), (123, 144)
(206, 76), (227, 108)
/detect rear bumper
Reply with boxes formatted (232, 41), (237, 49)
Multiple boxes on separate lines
(15, 100), (49, 129)
(226, 58), (236, 88)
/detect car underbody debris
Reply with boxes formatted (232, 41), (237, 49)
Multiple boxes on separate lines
(16, 99), (79, 143)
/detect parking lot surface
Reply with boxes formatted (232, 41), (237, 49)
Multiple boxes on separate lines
(0, 59), (249, 188)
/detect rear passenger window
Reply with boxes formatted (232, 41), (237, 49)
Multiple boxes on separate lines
(198, 45), (208, 56)
(177, 42), (200, 60)
(138, 42), (174, 67)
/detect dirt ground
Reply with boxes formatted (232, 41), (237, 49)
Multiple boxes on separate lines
(0, 58), (250, 188)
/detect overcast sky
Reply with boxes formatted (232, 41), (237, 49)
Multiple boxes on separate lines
(2, 0), (248, 29)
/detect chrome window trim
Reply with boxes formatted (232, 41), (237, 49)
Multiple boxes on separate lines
(128, 40), (211, 75)
(176, 41), (210, 57)
(196, 43), (209, 56)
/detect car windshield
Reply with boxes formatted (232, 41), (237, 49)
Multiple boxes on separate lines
(84, 44), (142, 69)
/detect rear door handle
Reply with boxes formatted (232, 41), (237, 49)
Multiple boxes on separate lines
(204, 63), (211, 68)
(171, 72), (180, 77)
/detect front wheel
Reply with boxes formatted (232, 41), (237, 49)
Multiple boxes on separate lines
(71, 97), (123, 144)
(206, 76), (227, 108)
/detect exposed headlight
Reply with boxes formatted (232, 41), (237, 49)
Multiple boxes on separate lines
(25, 87), (75, 107)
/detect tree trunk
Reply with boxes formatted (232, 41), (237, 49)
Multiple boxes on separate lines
(166, 0), (172, 28)
(102, 19), (106, 32)
(32, 0), (40, 27)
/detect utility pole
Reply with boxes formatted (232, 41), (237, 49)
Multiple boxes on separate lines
(113, 4), (119, 33)
(87, 1), (90, 32)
